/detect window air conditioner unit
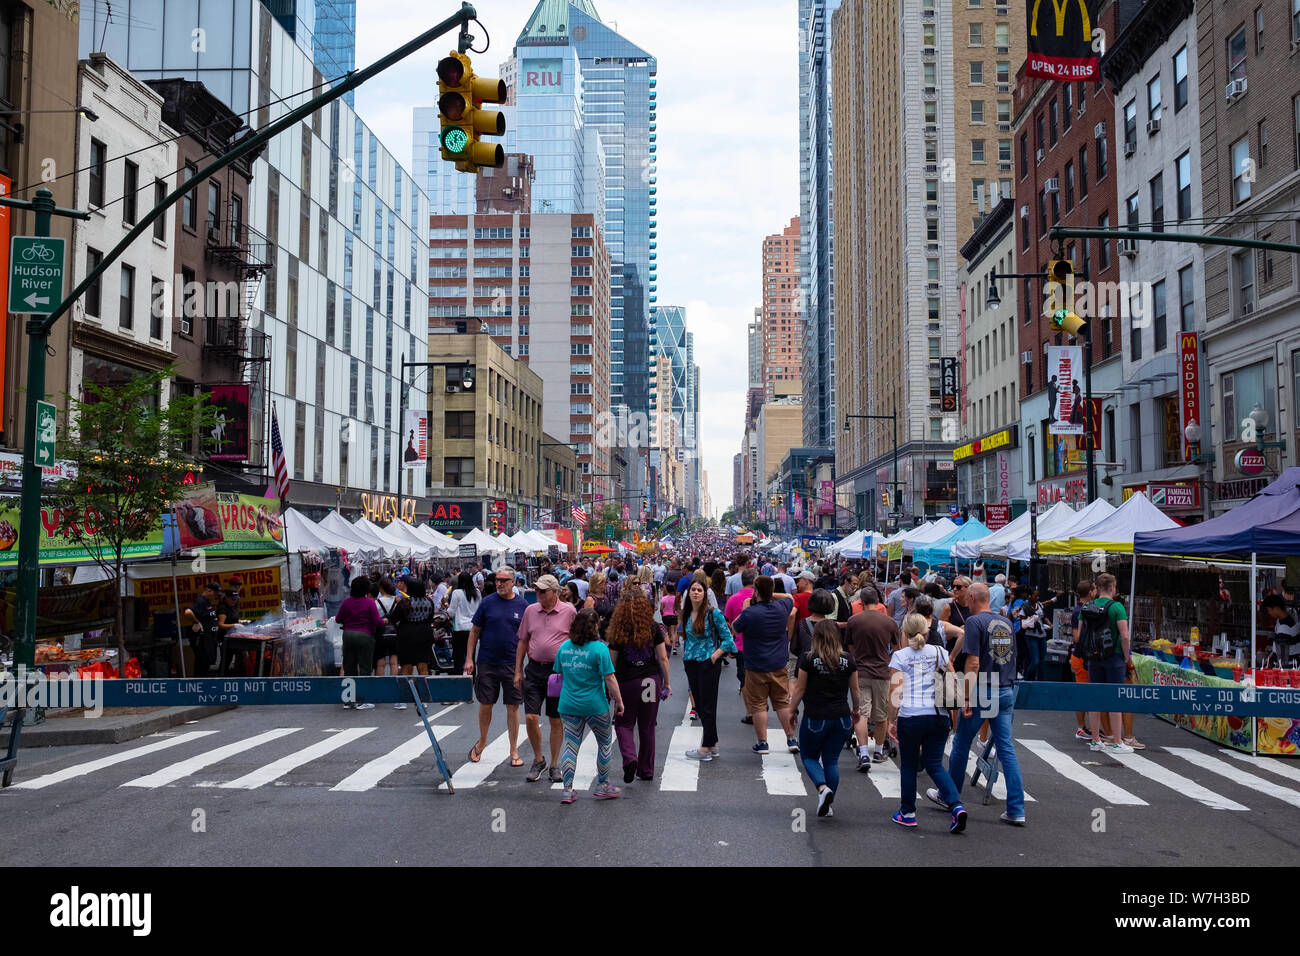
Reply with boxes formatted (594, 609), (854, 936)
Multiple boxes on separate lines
(1225, 78), (1247, 101)
(1242, 301), (1255, 315)
(1019, 205), (1030, 218)
(996, 45), (1009, 55)
(179, 318), (191, 335)
(1146, 117), (1161, 134)
(446, 383), (462, 393)
(1021, 350), (1033, 364)
(1118, 238), (1139, 257)
(999, 161), (1012, 171)
(996, 4), (1009, 14)
(998, 121), (1011, 132)
(1036, 147), (1045, 162)
(923, 46), (936, 59)
(926, 202), (939, 215)
(1044, 177), (1059, 193)
(997, 83), (1011, 93)
(1093, 121), (1106, 139)
(1123, 139), (1137, 157)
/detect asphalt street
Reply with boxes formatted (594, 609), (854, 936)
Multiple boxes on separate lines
(3, 651), (1298, 867)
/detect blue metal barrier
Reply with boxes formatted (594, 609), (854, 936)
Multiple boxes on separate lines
(1012, 681), (1300, 717)
(93, 676), (473, 707)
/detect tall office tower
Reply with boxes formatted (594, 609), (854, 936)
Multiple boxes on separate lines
(761, 217), (802, 401)
(748, 309), (764, 388)
(313, 1), (357, 105)
(515, 1), (658, 463)
(81, 1), (432, 517)
(798, 0), (840, 449)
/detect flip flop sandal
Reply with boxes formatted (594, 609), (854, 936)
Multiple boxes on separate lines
(468, 744), (484, 763)
(510, 756), (525, 767)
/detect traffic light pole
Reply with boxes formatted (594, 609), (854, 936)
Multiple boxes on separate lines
(1, 3), (480, 674)
(537, 442), (576, 530)
(844, 412), (901, 524)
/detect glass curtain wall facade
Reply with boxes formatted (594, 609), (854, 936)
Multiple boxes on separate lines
(312, 0), (356, 105)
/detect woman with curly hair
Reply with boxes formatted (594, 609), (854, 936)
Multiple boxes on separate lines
(606, 585), (672, 782)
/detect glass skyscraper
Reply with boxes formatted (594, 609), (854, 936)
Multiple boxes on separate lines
(313, 0), (357, 105)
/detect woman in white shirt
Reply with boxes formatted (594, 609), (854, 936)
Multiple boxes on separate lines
(446, 571), (480, 675)
(887, 612), (967, 833)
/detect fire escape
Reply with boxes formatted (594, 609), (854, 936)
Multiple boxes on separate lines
(202, 212), (273, 376)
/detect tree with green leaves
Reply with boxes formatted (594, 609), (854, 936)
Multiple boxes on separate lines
(49, 367), (217, 669)
(595, 502), (625, 542)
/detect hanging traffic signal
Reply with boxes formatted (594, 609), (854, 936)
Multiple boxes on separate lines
(1044, 258), (1075, 315)
(436, 51), (507, 172)
(1051, 307), (1087, 336)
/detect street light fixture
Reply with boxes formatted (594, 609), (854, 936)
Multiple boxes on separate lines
(985, 278), (1001, 311)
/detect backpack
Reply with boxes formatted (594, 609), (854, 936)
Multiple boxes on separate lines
(1077, 599), (1117, 661)
(375, 595), (398, 640)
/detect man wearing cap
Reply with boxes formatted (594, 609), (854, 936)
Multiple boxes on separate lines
(513, 574), (575, 782)
(466, 566), (528, 768)
(181, 581), (223, 676)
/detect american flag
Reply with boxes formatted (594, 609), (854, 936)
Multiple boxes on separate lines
(270, 405), (290, 502)
(571, 504), (588, 525)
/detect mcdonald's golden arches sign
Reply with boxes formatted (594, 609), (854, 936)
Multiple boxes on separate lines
(1026, 0), (1100, 81)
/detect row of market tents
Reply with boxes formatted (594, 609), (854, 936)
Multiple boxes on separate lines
(823, 490), (1185, 565)
(283, 509), (565, 560)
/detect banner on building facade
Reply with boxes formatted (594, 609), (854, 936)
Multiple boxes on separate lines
(403, 408), (428, 470)
(133, 565), (282, 625)
(172, 482), (224, 551)
(208, 384), (250, 462)
(940, 357), (959, 413)
(1026, 0), (1101, 81)
(1180, 332), (1201, 459)
(1047, 346), (1085, 435)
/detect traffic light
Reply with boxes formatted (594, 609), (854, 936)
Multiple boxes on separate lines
(436, 51), (507, 172)
(1051, 307), (1087, 336)
(1045, 258), (1086, 336)
(881, 490), (891, 508)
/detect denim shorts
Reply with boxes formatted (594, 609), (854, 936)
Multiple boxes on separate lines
(1087, 653), (1127, 685)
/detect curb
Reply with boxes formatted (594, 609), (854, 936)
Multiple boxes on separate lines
(9, 705), (237, 747)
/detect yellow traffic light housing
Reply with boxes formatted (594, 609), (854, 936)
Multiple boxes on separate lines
(436, 52), (507, 172)
(1044, 258), (1075, 319)
(1051, 308), (1088, 336)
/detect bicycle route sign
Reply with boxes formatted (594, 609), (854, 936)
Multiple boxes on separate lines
(9, 236), (65, 315)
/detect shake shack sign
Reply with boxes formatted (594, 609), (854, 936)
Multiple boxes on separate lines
(428, 500), (482, 532)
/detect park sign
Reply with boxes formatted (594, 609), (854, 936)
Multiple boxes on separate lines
(9, 236), (65, 315)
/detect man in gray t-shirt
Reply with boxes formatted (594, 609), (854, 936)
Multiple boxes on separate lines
(883, 573), (913, 626)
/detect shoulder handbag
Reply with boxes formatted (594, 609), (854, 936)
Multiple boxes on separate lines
(932, 645), (963, 711)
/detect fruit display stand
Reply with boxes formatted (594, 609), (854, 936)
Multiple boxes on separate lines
(1131, 653), (1300, 757)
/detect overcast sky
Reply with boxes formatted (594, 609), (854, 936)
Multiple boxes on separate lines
(356, 0), (801, 519)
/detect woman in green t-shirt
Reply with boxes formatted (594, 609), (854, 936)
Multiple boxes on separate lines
(554, 609), (625, 804)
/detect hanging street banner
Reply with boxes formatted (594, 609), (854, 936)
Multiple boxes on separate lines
(1179, 332), (1201, 459)
(132, 564), (283, 626)
(0, 497), (166, 568)
(1047, 346), (1085, 435)
(403, 407), (428, 470)
(0, 579), (116, 639)
(1027, 0), (1101, 81)
(940, 357), (959, 413)
(209, 384), (251, 462)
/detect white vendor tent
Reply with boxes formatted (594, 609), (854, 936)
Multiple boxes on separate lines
(316, 511), (393, 556)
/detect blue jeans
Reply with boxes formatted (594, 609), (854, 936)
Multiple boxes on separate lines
(948, 685), (1025, 819)
(1024, 634), (1045, 681)
(897, 714), (961, 816)
(799, 715), (853, 792)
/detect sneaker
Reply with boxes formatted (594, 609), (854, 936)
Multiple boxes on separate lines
(623, 761), (638, 784)
(817, 787), (835, 818)
(740, 715), (753, 725)
(752, 741), (770, 755)
(342, 703), (354, 710)
(872, 749), (888, 763)
(856, 753), (872, 773)
(892, 811), (918, 828)
(1088, 739), (1105, 752)
(685, 748), (714, 761)
(355, 702), (375, 711)
(950, 805), (968, 834)
(999, 811), (1026, 826)
(1123, 738), (1147, 751)
(593, 782), (622, 800)
(548, 766), (563, 783)
(393, 702), (408, 710)
(1074, 728), (1092, 741)
(1106, 741), (1135, 755)
(526, 759), (547, 783)
(689, 709), (699, 721)
(786, 737), (800, 754)
(824, 806), (834, 818)
(560, 789), (576, 804)
(925, 787), (953, 811)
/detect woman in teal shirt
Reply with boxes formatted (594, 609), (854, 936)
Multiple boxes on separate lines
(555, 609), (625, 803)
(680, 580), (737, 762)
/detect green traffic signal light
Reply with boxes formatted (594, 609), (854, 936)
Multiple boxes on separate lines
(441, 126), (469, 155)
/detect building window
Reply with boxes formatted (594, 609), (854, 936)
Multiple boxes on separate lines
(969, 23), (983, 45)
(999, 139), (1011, 163)
(1099, 213), (1111, 271)
(1178, 264), (1195, 331)
(1038, 189), (1048, 235)
(182, 163), (197, 228)
(444, 456), (474, 488)
(1050, 190), (1060, 225)
(928, 298), (941, 321)
(970, 61), (984, 85)
(926, 219), (939, 241)
(230, 194), (243, 243)
(1258, 120), (1269, 167)
(207, 182), (220, 232)
(149, 276), (164, 340)
(971, 139), (985, 163)
(925, 179), (938, 202)
(927, 260), (940, 282)
(1223, 361), (1274, 442)
(996, 61), (1010, 85)
(1062, 84), (1073, 130)
(924, 62), (937, 85)
(1126, 192), (1140, 230)
(971, 100), (985, 123)
(1174, 46), (1188, 111)
(1065, 161), (1075, 209)
(1096, 127), (1108, 179)
(1153, 279), (1167, 352)
(444, 411), (474, 439)
(1147, 76), (1162, 124)
(1036, 113), (1045, 153)
(88, 139), (106, 207)
(1124, 100), (1137, 150)
(119, 265), (134, 330)
(924, 101), (937, 124)
(1232, 137), (1252, 205)
(1150, 173), (1164, 232)
(998, 100), (1011, 124)
(1130, 405), (1143, 473)
(153, 180), (166, 240)
(1227, 27), (1247, 83)
(923, 23), (936, 45)
(1019, 133), (1028, 178)
(122, 161), (138, 225)
(85, 248), (102, 318)
(1235, 249), (1256, 313)
(1049, 99), (1059, 146)
(972, 177), (986, 204)
(1255, 5), (1266, 53)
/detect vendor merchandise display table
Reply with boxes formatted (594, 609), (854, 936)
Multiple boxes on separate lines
(222, 620), (330, 678)
(1131, 653), (1300, 757)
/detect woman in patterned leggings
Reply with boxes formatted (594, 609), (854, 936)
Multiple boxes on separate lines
(554, 609), (626, 803)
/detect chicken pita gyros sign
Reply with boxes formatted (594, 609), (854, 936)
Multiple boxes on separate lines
(173, 488), (285, 555)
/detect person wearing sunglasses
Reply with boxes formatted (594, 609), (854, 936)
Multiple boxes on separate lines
(465, 567), (529, 769)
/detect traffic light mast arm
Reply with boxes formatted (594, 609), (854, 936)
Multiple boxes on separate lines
(1049, 226), (1300, 256)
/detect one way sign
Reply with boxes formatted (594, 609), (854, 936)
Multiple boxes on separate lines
(9, 236), (65, 316)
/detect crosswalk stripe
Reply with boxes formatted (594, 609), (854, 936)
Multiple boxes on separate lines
(1221, 749), (1300, 785)
(451, 732), (521, 790)
(551, 726), (603, 790)
(330, 726), (458, 792)
(761, 725), (806, 795)
(660, 727), (703, 791)
(10, 732), (219, 790)
(1018, 739), (1147, 805)
(1167, 747), (1300, 809)
(942, 738), (1037, 803)
(867, 752), (905, 800)
(215, 728), (378, 790)
(121, 729), (301, 788)
(1110, 752), (1247, 811)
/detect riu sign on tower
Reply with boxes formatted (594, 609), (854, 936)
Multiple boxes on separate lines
(1026, 0), (1100, 81)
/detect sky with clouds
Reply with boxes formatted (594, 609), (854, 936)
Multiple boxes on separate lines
(355, 0), (801, 518)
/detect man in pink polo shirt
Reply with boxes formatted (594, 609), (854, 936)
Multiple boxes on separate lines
(514, 575), (577, 782)
(724, 568), (757, 717)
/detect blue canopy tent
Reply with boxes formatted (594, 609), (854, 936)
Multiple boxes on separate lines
(913, 519), (991, 572)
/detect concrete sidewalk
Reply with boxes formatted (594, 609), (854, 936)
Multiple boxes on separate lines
(5, 706), (236, 747)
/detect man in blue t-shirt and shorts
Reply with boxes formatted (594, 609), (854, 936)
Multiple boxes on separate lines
(936, 582), (1027, 825)
(465, 565), (529, 769)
